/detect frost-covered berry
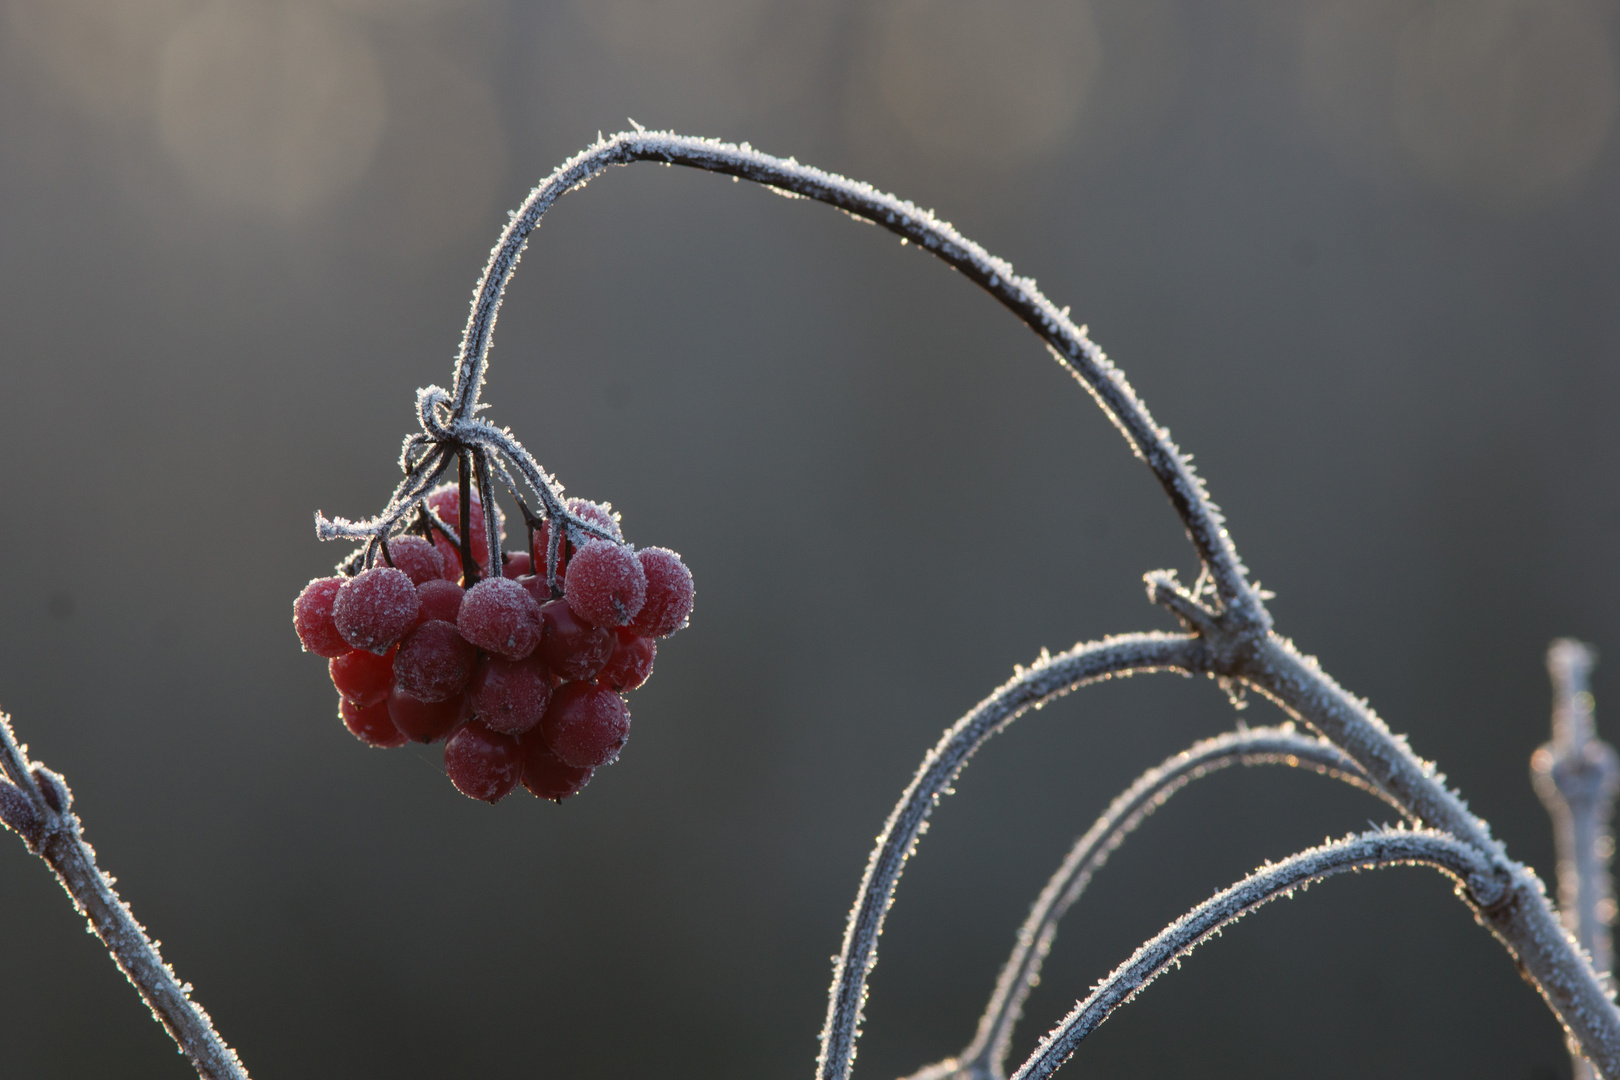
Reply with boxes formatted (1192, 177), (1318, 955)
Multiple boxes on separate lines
(542, 682), (630, 769)
(529, 522), (567, 586)
(599, 630), (655, 692)
(333, 567), (420, 653)
(537, 599), (615, 682)
(470, 654), (553, 736)
(383, 535), (445, 586)
(458, 577), (541, 660)
(518, 732), (592, 802)
(502, 550), (532, 579)
(340, 697), (407, 749)
(330, 647), (396, 707)
(294, 577), (350, 658)
(386, 683), (469, 743)
(444, 721), (522, 803)
(565, 542), (646, 628)
(426, 484), (499, 577)
(433, 534), (465, 582)
(415, 578), (464, 625)
(627, 548), (694, 638)
(568, 499), (623, 541)
(394, 620), (478, 702)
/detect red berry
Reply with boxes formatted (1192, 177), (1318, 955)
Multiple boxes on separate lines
(503, 550), (532, 579)
(415, 578), (465, 625)
(529, 522), (568, 585)
(627, 548), (694, 638)
(470, 654), (553, 735)
(518, 732), (592, 801)
(293, 577), (349, 658)
(444, 721), (522, 802)
(564, 542), (647, 628)
(458, 577), (541, 660)
(382, 535), (445, 586)
(567, 499), (623, 542)
(598, 630), (655, 692)
(425, 484), (497, 575)
(433, 534), (466, 582)
(330, 647), (396, 707)
(537, 599), (615, 682)
(386, 683), (470, 743)
(333, 567), (420, 653)
(393, 620), (478, 702)
(541, 682), (630, 769)
(339, 697), (407, 748)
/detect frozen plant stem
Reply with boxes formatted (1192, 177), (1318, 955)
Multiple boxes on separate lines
(912, 725), (1405, 1080)
(1009, 829), (1506, 1080)
(0, 712), (248, 1080)
(1535, 640), (1620, 1080)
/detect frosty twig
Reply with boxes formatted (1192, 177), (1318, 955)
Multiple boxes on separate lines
(1535, 640), (1619, 1080)
(910, 725), (1400, 1080)
(0, 712), (248, 1080)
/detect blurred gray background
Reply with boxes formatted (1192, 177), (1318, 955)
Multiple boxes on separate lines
(0, 1), (1617, 1077)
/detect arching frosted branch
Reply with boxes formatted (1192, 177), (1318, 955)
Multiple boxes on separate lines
(921, 725), (1403, 1080)
(448, 130), (1267, 629)
(816, 633), (1209, 1080)
(1009, 829), (1501, 1080)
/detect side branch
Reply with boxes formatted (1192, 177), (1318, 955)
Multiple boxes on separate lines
(450, 131), (1266, 628)
(815, 632), (1208, 1080)
(926, 725), (1403, 1080)
(1009, 829), (1500, 1080)
(1534, 640), (1619, 1080)
(0, 713), (248, 1080)
(1238, 634), (1620, 1077)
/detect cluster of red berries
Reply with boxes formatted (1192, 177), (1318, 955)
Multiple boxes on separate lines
(293, 484), (693, 803)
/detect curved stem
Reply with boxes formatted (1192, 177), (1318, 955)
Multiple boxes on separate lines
(816, 633), (1209, 1080)
(1009, 829), (1500, 1080)
(0, 712), (248, 1080)
(938, 725), (1404, 1080)
(448, 131), (1266, 629)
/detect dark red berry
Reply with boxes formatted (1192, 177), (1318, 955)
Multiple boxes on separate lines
(382, 535), (445, 586)
(567, 499), (623, 541)
(294, 577), (349, 658)
(333, 567), (420, 653)
(458, 577), (541, 660)
(599, 630), (655, 692)
(503, 550), (532, 579)
(394, 620), (478, 702)
(537, 599), (615, 682)
(627, 548), (694, 638)
(518, 732), (592, 801)
(330, 647), (396, 707)
(444, 721), (522, 802)
(564, 541), (646, 628)
(340, 697), (408, 748)
(386, 683), (469, 743)
(426, 484), (496, 576)
(541, 682), (630, 769)
(416, 578), (465, 625)
(529, 522), (568, 585)
(470, 654), (553, 735)
(433, 534), (466, 582)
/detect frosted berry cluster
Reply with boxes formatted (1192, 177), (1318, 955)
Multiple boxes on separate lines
(293, 485), (694, 803)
